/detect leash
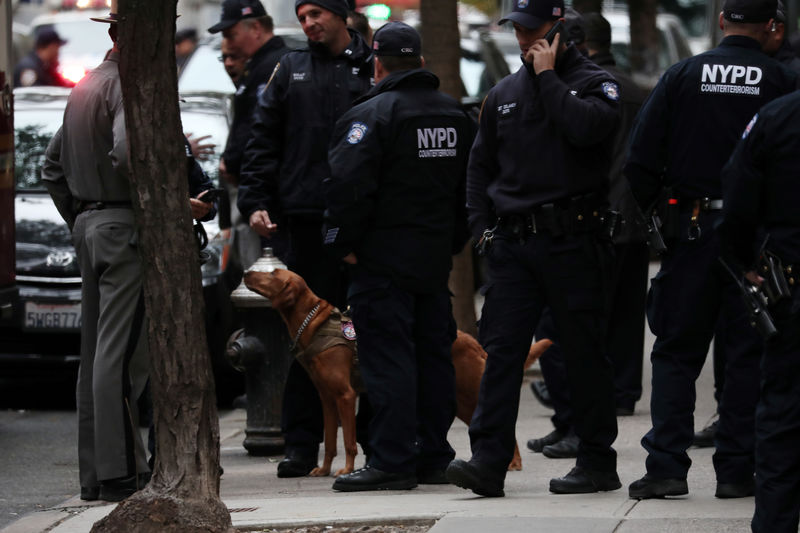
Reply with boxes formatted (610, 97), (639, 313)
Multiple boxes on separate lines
(291, 301), (321, 350)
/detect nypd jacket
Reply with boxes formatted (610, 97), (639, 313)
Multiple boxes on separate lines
(323, 69), (473, 294)
(237, 30), (373, 220)
(625, 35), (798, 209)
(222, 36), (289, 180)
(466, 44), (620, 239)
(720, 91), (800, 271)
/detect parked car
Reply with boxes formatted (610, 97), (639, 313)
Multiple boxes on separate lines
(6, 87), (243, 403)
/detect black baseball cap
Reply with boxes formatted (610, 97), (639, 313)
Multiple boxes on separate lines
(35, 27), (67, 48)
(372, 22), (421, 57)
(208, 0), (266, 34)
(583, 12), (611, 47)
(722, 0), (776, 23)
(499, 0), (565, 30)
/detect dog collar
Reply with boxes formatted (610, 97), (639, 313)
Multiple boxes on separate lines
(291, 301), (322, 350)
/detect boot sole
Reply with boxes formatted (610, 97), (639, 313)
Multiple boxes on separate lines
(550, 478), (621, 494)
(629, 480), (688, 499)
(332, 479), (417, 492)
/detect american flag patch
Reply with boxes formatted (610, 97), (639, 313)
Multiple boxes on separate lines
(552, 7), (562, 16)
(242, 6), (252, 15)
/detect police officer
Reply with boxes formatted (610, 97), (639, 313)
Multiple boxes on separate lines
(446, 0), (622, 496)
(238, 0), (373, 478)
(764, 0), (800, 74)
(719, 92), (800, 533)
(527, 11), (649, 461)
(322, 22), (472, 492)
(208, 0), (289, 186)
(14, 27), (73, 88)
(41, 4), (149, 502)
(625, 0), (797, 500)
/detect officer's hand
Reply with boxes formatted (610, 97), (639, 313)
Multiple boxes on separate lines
(342, 253), (358, 265)
(190, 197), (212, 220)
(250, 210), (278, 237)
(528, 32), (559, 75)
(186, 133), (216, 162)
(745, 270), (764, 287)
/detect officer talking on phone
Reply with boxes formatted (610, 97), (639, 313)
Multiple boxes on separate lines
(446, 0), (622, 497)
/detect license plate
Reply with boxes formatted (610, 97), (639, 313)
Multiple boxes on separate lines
(24, 302), (82, 330)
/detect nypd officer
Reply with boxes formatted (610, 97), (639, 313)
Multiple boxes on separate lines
(323, 21), (472, 492)
(238, 0), (373, 478)
(720, 92), (800, 533)
(625, 0), (797, 500)
(446, 0), (622, 496)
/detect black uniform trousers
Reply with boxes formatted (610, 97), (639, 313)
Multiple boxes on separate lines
(643, 212), (761, 484)
(281, 216), (349, 457)
(348, 272), (457, 474)
(752, 292), (800, 533)
(536, 241), (649, 431)
(470, 229), (618, 476)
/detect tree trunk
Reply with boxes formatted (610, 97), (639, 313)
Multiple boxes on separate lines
(628, 0), (660, 79)
(90, 1), (233, 532)
(421, 0), (478, 337)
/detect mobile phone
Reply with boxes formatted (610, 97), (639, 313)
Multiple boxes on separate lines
(543, 20), (564, 45)
(198, 188), (225, 204)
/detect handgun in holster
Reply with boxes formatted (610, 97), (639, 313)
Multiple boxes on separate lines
(633, 201), (667, 255)
(719, 257), (778, 340)
(758, 248), (792, 305)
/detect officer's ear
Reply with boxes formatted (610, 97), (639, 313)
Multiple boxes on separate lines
(718, 11), (725, 31)
(420, 56), (426, 69)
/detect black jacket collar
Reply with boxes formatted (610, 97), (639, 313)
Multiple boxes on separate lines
(355, 68), (439, 105)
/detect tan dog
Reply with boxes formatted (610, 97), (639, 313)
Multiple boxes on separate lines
(243, 268), (552, 477)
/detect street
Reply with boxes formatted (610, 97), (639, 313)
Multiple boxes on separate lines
(0, 377), (78, 529)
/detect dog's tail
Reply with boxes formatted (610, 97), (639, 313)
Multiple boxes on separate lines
(523, 338), (552, 370)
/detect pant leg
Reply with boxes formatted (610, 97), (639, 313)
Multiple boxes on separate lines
(469, 234), (545, 475)
(73, 214), (99, 489)
(608, 241), (648, 409)
(542, 234), (617, 472)
(85, 209), (150, 481)
(752, 296), (800, 533)
(414, 291), (457, 472)
(642, 230), (720, 480)
(712, 278), (762, 484)
(349, 279), (418, 473)
(535, 309), (572, 432)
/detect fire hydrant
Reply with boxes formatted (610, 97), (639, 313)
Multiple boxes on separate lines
(227, 248), (292, 456)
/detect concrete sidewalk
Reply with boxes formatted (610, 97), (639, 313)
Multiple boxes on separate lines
(2, 346), (752, 533)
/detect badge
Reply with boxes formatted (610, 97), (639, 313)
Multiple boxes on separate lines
(602, 82), (620, 101)
(342, 321), (357, 341)
(742, 113), (758, 139)
(346, 122), (368, 145)
(517, 0), (528, 7)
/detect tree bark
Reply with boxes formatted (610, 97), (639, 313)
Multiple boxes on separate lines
(90, 1), (233, 532)
(420, 0), (478, 337)
(628, 0), (660, 79)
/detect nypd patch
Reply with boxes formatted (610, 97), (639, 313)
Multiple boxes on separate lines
(602, 81), (620, 101)
(742, 113), (758, 139)
(347, 122), (368, 145)
(518, 0), (529, 7)
(342, 321), (357, 341)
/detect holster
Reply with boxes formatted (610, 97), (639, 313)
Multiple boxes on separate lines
(758, 250), (794, 305)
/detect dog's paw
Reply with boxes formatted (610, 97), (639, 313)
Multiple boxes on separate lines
(309, 467), (331, 477)
(507, 461), (523, 471)
(333, 467), (354, 477)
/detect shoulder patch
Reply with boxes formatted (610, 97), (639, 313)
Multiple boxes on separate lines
(742, 113), (758, 139)
(602, 81), (620, 101)
(346, 122), (368, 145)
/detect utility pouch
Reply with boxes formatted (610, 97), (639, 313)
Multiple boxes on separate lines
(759, 250), (792, 305)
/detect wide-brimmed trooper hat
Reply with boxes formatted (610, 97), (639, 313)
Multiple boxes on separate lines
(90, 0), (119, 23)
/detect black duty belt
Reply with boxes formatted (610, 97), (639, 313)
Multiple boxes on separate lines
(498, 194), (606, 238)
(78, 200), (133, 213)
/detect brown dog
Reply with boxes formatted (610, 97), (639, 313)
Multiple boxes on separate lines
(243, 268), (552, 477)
